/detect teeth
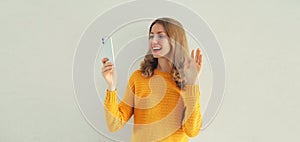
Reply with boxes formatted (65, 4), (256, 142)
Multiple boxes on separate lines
(153, 47), (161, 50)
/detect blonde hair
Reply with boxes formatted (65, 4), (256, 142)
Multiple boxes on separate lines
(140, 17), (190, 90)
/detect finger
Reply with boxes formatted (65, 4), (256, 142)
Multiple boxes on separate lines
(104, 61), (113, 66)
(103, 68), (112, 73)
(196, 48), (200, 63)
(199, 52), (203, 65)
(102, 64), (113, 71)
(102, 66), (113, 73)
(104, 64), (113, 69)
(197, 48), (202, 64)
(191, 49), (195, 59)
(103, 63), (113, 69)
(102, 58), (109, 64)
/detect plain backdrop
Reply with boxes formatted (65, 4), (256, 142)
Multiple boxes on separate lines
(1, 0), (299, 142)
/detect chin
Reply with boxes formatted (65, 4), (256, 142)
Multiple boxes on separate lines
(152, 54), (162, 58)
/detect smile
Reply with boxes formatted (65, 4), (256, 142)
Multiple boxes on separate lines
(152, 47), (162, 51)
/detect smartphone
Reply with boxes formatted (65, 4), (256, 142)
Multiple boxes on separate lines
(101, 37), (115, 65)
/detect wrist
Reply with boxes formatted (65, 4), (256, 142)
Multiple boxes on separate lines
(107, 85), (116, 91)
(186, 78), (199, 85)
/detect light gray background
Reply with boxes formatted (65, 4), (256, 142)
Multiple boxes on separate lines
(1, 0), (299, 142)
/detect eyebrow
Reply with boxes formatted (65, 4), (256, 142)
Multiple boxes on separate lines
(150, 31), (166, 34)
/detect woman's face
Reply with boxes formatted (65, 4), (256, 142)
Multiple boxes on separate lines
(149, 23), (171, 58)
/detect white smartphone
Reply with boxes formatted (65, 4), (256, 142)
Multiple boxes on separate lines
(101, 37), (115, 65)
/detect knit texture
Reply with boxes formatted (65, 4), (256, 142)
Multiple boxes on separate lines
(104, 69), (202, 142)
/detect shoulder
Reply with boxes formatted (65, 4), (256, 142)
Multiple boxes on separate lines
(127, 69), (144, 81)
(129, 69), (143, 79)
(127, 70), (144, 87)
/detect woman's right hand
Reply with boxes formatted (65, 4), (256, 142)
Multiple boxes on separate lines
(101, 58), (116, 91)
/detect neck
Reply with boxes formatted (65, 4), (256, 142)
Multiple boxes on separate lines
(157, 57), (172, 73)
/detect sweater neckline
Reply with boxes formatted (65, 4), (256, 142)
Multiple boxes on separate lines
(153, 69), (173, 78)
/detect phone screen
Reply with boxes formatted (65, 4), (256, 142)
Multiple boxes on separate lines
(101, 37), (115, 64)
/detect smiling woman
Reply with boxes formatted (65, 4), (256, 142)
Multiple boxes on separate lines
(148, 24), (171, 58)
(101, 17), (203, 142)
(141, 18), (193, 89)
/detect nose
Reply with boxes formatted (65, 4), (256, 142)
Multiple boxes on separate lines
(151, 36), (159, 44)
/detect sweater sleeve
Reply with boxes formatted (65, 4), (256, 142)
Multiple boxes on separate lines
(181, 85), (202, 137)
(104, 73), (135, 132)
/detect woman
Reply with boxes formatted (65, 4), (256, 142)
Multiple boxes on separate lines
(101, 17), (203, 142)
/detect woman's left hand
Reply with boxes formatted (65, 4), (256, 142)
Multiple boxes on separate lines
(184, 48), (203, 85)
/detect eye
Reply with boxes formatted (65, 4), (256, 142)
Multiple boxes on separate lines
(158, 35), (165, 39)
(149, 35), (154, 39)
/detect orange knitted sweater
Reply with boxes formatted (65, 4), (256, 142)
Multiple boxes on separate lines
(104, 69), (202, 142)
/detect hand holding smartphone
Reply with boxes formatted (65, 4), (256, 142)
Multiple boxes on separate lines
(101, 36), (116, 91)
(101, 37), (115, 65)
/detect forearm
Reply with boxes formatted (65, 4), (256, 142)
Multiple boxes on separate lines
(104, 90), (133, 132)
(181, 85), (202, 137)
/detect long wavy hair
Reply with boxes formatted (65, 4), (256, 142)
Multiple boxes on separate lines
(140, 17), (190, 90)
